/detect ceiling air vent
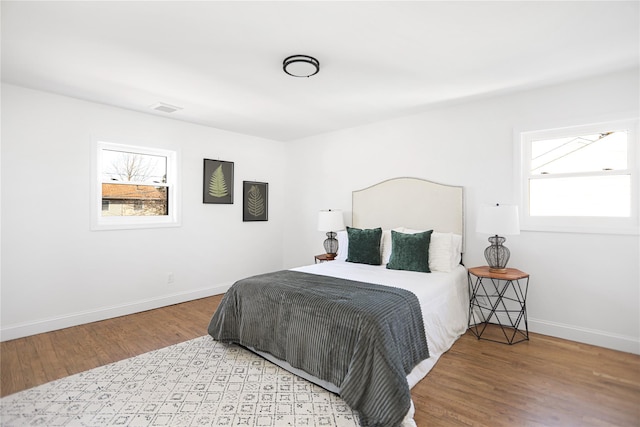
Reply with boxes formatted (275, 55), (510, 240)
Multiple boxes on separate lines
(150, 102), (182, 114)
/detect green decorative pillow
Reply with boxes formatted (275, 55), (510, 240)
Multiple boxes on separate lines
(346, 226), (382, 265)
(386, 230), (433, 273)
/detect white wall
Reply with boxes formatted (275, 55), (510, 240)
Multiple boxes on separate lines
(283, 67), (640, 354)
(2, 68), (638, 354)
(1, 84), (286, 340)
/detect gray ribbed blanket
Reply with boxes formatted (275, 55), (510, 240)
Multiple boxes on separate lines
(208, 270), (429, 427)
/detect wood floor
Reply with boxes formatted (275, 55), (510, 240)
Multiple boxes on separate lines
(1, 295), (639, 426)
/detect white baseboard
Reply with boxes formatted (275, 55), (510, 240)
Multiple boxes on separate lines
(5, 289), (637, 356)
(0, 284), (232, 342)
(470, 310), (639, 354)
(528, 317), (640, 355)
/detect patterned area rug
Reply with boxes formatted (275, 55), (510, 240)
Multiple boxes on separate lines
(1, 336), (360, 426)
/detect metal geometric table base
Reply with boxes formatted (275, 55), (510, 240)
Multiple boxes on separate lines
(468, 273), (530, 344)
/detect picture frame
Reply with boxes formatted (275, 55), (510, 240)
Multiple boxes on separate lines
(243, 181), (268, 222)
(203, 159), (234, 204)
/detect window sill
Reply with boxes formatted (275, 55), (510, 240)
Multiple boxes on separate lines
(520, 221), (639, 236)
(91, 218), (181, 231)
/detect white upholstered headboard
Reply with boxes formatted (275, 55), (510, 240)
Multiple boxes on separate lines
(352, 177), (464, 244)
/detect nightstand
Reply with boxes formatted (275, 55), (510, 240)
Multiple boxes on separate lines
(468, 266), (530, 344)
(314, 254), (335, 264)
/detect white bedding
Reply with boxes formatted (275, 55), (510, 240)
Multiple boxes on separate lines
(252, 261), (469, 427)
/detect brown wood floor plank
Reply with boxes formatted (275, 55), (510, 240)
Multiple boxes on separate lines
(1, 295), (638, 427)
(414, 326), (640, 426)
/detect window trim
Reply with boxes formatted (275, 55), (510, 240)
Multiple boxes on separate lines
(515, 118), (639, 235)
(91, 140), (180, 231)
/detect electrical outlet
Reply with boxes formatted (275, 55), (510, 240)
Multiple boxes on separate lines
(167, 273), (175, 284)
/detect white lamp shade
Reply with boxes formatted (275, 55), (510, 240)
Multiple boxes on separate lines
(318, 210), (345, 232)
(476, 204), (520, 236)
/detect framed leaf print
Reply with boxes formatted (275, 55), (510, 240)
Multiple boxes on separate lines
(243, 181), (268, 222)
(203, 159), (234, 204)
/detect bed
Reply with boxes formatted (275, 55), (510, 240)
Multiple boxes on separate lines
(208, 177), (468, 427)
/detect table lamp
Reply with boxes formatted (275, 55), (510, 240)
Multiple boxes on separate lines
(317, 210), (345, 259)
(476, 204), (520, 273)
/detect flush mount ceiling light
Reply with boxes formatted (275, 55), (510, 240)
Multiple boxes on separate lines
(283, 55), (320, 78)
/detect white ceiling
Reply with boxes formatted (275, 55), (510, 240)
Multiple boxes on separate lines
(2, 1), (638, 141)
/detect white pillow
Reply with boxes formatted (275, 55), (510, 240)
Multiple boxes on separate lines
(452, 233), (463, 266)
(380, 227), (405, 264)
(429, 232), (455, 272)
(380, 230), (392, 264)
(335, 230), (349, 261)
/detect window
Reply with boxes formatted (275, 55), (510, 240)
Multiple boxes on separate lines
(92, 141), (179, 230)
(517, 119), (638, 234)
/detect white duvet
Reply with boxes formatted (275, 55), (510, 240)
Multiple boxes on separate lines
(254, 261), (469, 427)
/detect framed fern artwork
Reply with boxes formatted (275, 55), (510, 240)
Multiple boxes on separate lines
(203, 159), (234, 204)
(243, 181), (268, 222)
